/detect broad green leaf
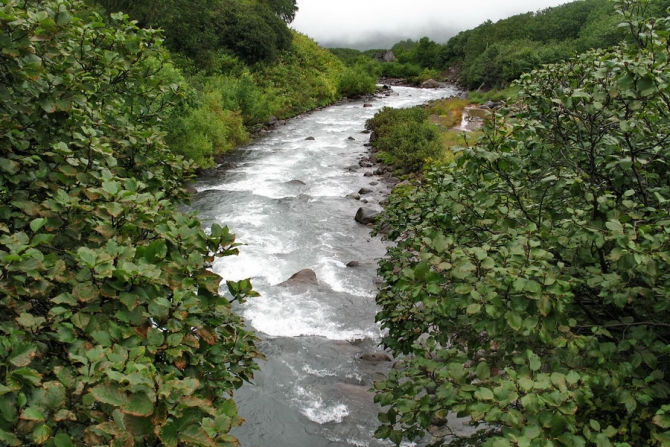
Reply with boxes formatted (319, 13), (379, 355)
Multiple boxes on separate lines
(9, 343), (37, 367)
(53, 433), (75, 447)
(20, 407), (45, 421)
(122, 392), (154, 417)
(90, 383), (128, 407)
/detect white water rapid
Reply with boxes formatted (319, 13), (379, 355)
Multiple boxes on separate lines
(188, 85), (461, 447)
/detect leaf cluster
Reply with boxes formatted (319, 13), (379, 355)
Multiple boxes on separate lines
(0, 1), (261, 445)
(373, 1), (670, 445)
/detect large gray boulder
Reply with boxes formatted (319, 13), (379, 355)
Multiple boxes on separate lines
(355, 207), (379, 225)
(373, 50), (397, 63)
(421, 79), (442, 89)
(278, 269), (318, 287)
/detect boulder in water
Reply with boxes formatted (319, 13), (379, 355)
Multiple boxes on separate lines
(363, 103), (373, 108)
(421, 79), (442, 89)
(358, 187), (373, 195)
(278, 269), (318, 287)
(305, 136), (315, 141)
(355, 207), (379, 225)
(346, 261), (360, 268)
(285, 179), (306, 186)
(360, 353), (392, 362)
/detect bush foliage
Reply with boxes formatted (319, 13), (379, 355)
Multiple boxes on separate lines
(373, 1), (670, 445)
(0, 2), (261, 445)
(366, 107), (442, 172)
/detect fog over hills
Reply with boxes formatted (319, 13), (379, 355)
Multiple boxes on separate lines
(292, 0), (570, 49)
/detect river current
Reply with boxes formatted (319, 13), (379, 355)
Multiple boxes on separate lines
(189, 86), (461, 447)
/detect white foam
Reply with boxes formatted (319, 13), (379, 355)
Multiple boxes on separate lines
(241, 290), (380, 340)
(317, 258), (375, 298)
(294, 386), (349, 424)
(302, 365), (337, 378)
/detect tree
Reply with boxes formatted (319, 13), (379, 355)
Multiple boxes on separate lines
(0, 1), (261, 445)
(373, 0), (670, 445)
(258, 0), (299, 23)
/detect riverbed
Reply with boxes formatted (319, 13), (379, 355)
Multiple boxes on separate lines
(188, 86), (461, 447)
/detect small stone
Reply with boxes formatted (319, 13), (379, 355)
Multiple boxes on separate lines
(360, 353), (392, 362)
(305, 136), (315, 141)
(347, 136), (356, 141)
(363, 103), (373, 108)
(346, 261), (360, 268)
(358, 187), (373, 195)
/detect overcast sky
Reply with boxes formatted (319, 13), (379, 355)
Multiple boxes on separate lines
(291, 0), (571, 49)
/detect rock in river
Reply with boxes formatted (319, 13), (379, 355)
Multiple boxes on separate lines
(278, 269), (318, 287)
(355, 207), (379, 225)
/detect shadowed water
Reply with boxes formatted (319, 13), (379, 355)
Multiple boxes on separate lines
(188, 86), (461, 447)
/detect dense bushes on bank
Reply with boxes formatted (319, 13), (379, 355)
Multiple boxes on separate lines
(0, 2), (262, 445)
(373, 1), (670, 445)
(366, 107), (442, 172)
(89, 0), (353, 168)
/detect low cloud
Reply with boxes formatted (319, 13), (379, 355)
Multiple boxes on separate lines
(292, 0), (569, 49)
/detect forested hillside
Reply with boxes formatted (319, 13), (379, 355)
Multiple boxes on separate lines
(372, 1), (670, 445)
(85, 0), (355, 168)
(332, 0), (670, 89)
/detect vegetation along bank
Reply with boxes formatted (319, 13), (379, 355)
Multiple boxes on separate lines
(367, 1), (670, 446)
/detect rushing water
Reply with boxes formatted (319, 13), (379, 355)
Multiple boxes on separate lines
(188, 86), (461, 447)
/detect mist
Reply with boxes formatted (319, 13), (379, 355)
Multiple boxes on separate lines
(291, 0), (571, 49)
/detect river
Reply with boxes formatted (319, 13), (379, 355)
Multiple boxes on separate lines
(188, 86), (461, 447)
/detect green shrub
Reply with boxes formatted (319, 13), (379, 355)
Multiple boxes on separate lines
(379, 62), (422, 79)
(0, 3), (261, 446)
(168, 98), (249, 167)
(373, 2), (670, 445)
(366, 107), (440, 172)
(253, 32), (343, 118)
(338, 67), (377, 97)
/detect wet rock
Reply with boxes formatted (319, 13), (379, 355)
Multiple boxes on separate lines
(363, 172), (373, 177)
(387, 177), (401, 186)
(369, 131), (377, 143)
(359, 160), (373, 168)
(360, 353), (392, 362)
(346, 193), (361, 200)
(421, 79), (442, 89)
(347, 136), (356, 141)
(363, 103), (373, 108)
(285, 179), (306, 185)
(305, 136), (315, 141)
(358, 187), (373, 195)
(360, 129), (371, 134)
(369, 181), (378, 186)
(355, 207), (379, 225)
(346, 261), (360, 268)
(373, 167), (385, 175)
(278, 269), (318, 287)
(186, 185), (198, 195)
(347, 165), (360, 172)
(482, 100), (502, 109)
